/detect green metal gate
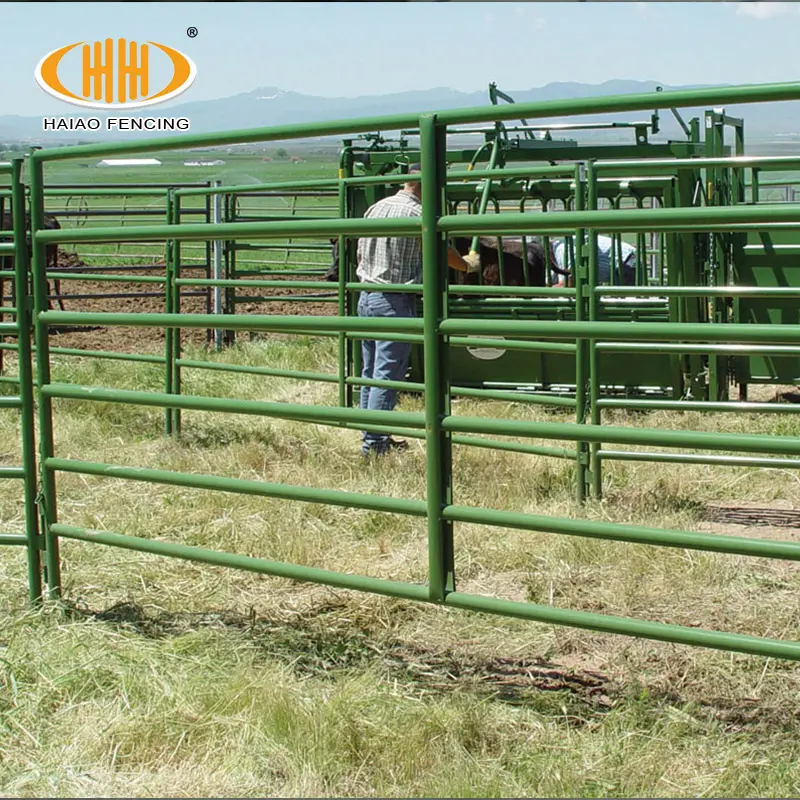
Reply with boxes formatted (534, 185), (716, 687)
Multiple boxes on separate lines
(8, 80), (800, 666)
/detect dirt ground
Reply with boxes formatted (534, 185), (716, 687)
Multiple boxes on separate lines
(36, 249), (338, 354)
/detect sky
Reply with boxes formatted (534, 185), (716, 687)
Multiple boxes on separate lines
(3, 1), (800, 116)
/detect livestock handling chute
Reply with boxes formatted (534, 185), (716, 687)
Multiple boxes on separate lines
(333, 84), (800, 406)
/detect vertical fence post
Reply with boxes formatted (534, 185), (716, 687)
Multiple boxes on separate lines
(225, 193), (237, 349)
(172, 192), (183, 437)
(420, 113), (455, 601)
(211, 181), (224, 351)
(29, 155), (61, 597)
(11, 159), (42, 602)
(337, 150), (353, 408)
(586, 161), (602, 500)
(573, 162), (589, 505)
(164, 190), (175, 436)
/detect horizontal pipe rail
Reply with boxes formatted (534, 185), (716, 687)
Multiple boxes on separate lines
(38, 313), (800, 346)
(596, 342), (800, 355)
(443, 504), (800, 561)
(53, 523), (432, 601)
(48, 522), (800, 662)
(33, 204), (800, 248)
(598, 450), (800, 469)
(0, 534), (28, 546)
(30, 80), (800, 162)
(41, 383), (427, 430)
(177, 359), (338, 383)
(593, 286), (800, 298)
(39, 311), (424, 334)
(597, 399), (800, 413)
(47, 459), (428, 517)
(443, 415), (800, 457)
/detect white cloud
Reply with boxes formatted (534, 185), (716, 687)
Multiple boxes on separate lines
(735, 2), (797, 20)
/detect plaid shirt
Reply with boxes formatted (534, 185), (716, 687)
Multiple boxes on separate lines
(356, 189), (423, 285)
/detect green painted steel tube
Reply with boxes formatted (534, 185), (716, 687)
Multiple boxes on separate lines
(443, 504), (800, 561)
(0, 397), (22, 408)
(39, 311), (424, 334)
(164, 191), (176, 436)
(49, 348), (166, 363)
(35, 204), (800, 249)
(0, 535), (28, 546)
(597, 343), (800, 355)
(441, 591), (800, 662)
(294, 414), (574, 460)
(586, 162), (602, 500)
(451, 286), (576, 297)
(175, 179), (341, 197)
(450, 437), (574, 460)
(35, 217), (422, 245)
(443, 415), (800, 457)
(346, 332), (425, 345)
(598, 450), (800, 469)
(597, 399), (800, 413)
(46, 459), (428, 518)
(345, 375), (576, 408)
(176, 278), (333, 290)
(0, 467), (27, 480)
(438, 319), (800, 343)
(10, 159), (42, 602)
(29, 157), (60, 597)
(421, 115), (455, 601)
(573, 164), (589, 505)
(470, 135), (502, 258)
(447, 165), (575, 182)
(52, 523), (433, 601)
(47, 272), (167, 284)
(438, 204), (800, 237)
(45, 519), (800, 662)
(594, 286), (800, 297)
(42, 383), (426, 430)
(596, 155), (800, 174)
(449, 337), (577, 354)
(29, 81), (800, 164)
(177, 359), (338, 383)
(43, 188), (174, 197)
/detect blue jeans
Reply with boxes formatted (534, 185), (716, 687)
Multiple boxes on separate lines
(357, 290), (416, 454)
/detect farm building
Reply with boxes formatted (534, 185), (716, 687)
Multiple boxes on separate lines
(96, 158), (162, 167)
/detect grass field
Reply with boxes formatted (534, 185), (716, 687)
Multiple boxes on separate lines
(1, 131), (800, 797)
(0, 337), (800, 797)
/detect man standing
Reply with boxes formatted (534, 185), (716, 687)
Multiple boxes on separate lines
(550, 234), (638, 286)
(356, 163), (478, 457)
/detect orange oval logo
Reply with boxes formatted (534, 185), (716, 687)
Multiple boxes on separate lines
(35, 39), (196, 110)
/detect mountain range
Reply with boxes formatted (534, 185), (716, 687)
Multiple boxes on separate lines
(3, 80), (800, 146)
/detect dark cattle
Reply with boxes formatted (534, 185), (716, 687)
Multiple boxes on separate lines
(326, 235), (570, 287)
(451, 236), (552, 287)
(0, 211), (64, 310)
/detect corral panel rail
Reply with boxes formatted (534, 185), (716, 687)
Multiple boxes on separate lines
(0, 160), (42, 600)
(16, 79), (800, 664)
